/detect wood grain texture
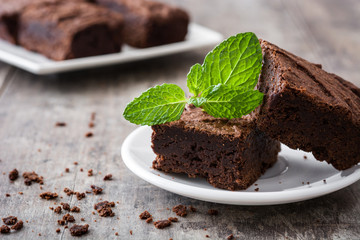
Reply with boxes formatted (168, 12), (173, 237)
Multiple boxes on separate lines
(0, 0), (359, 239)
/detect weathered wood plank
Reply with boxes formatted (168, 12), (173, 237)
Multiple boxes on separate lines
(0, 0), (359, 239)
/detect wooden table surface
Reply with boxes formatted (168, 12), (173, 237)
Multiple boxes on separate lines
(1, 0), (359, 239)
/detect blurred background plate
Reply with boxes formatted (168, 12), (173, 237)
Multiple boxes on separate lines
(122, 126), (360, 205)
(0, 23), (223, 75)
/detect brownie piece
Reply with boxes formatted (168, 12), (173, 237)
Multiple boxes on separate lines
(257, 40), (360, 170)
(95, 0), (189, 48)
(18, 1), (123, 60)
(0, 0), (94, 44)
(152, 105), (280, 191)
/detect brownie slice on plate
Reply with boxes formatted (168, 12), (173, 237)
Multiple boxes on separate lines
(152, 105), (280, 191)
(257, 40), (360, 170)
(95, 0), (189, 48)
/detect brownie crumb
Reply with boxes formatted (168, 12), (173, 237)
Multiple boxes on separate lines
(81, 218), (85, 221)
(189, 206), (197, 212)
(303, 155), (307, 159)
(91, 185), (103, 195)
(23, 171), (44, 185)
(54, 206), (62, 214)
(11, 220), (23, 231)
(130, 230), (133, 235)
(64, 188), (74, 196)
(40, 192), (58, 200)
(172, 205), (187, 217)
(55, 122), (66, 127)
(18, 192), (23, 195)
(94, 201), (115, 217)
(89, 122), (95, 128)
(91, 112), (96, 121)
(85, 132), (93, 138)
(65, 168), (70, 173)
(323, 179), (327, 183)
(307, 182), (310, 185)
(70, 224), (89, 236)
(5, 194), (10, 197)
(58, 220), (66, 226)
(154, 220), (171, 229)
(0, 225), (10, 234)
(145, 217), (153, 223)
(63, 214), (75, 223)
(227, 234), (234, 240)
(115, 232), (119, 236)
(61, 203), (70, 211)
(206, 235), (210, 238)
(76, 192), (86, 200)
(56, 228), (61, 233)
(74, 162), (78, 165)
(49, 207), (54, 210)
(254, 188), (259, 192)
(139, 211), (151, 220)
(88, 169), (93, 177)
(80, 168), (84, 172)
(103, 174), (112, 181)
(168, 217), (178, 222)
(208, 209), (218, 215)
(2, 216), (17, 225)
(9, 169), (19, 181)
(70, 206), (80, 213)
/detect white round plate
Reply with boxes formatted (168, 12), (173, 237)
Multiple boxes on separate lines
(121, 126), (360, 205)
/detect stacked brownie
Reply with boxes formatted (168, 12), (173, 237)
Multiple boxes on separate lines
(152, 40), (360, 190)
(95, 0), (189, 48)
(152, 105), (280, 191)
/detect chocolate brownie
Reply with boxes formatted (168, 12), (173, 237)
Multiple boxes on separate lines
(152, 105), (281, 190)
(257, 40), (360, 170)
(18, 1), (123, 60)
(95, 0), (189, 48)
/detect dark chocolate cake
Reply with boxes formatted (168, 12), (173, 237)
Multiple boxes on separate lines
(257, 39), (360, 170)
(152, 105), (280, 191)
(18, 1), (124, 60)
(95, 0), (189, 48)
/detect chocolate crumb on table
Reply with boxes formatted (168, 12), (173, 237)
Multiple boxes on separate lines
(323, 179), (327, 183)
(130, 230), (133, 235)
(154, 220), (171, 229)
(2, 216), (17, 225)
(18, 192), (23, 195)
(139, 211), (151, 219)
(65, 168), (70, 173)
(63, 214), (75, 223)
(11, 220), (23, 231)
(88, 169), (93, 176)
(0, 225), (10, 234)
(23, 171), (44, 185)
(89, 122), (95, 128)
(145, 217), (153, 223)
(168, 217), (178, 222)
(76, 192), (86, 200)
(5, 194), (10, 197)
(61, 203), (71, 211)
(115, 232), (119, 236)
(64, 188), (74, 196)
(54, 206), (62, 214)
(206, 235), (210, 238)
(70, 206), (80, 212)
(227, 234), (234, 240)
(9, 169), (19, 181)
(55, 122), (66, 127)
(172, 205), (187, 217)
(254, 188), (260, 192)
(81, 218), (85, 221)
(94, 201), (115, 217)
(189, 206), (197, 212)
(58, 220), (66, 226)
(85, 132), (93, 138)
(303, 155), (307, 159)
(74, 162), (78, 165)
(208, 209), (219, 216)
(70, 224), (89, 236)
(39, 192), (58, 200)
(56, 228), (61, 233)
(103, 174), (112, 181)
(91, 185), (103, 194)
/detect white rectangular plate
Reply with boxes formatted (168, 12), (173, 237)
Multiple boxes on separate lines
(0, 23), (223, 75)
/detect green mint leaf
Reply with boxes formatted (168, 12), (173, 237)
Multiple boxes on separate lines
(186, 63), (203, 96)
(123, 84), (187, 126)
(191, 32), (262, 95)
(188, 96), (206, 107)
(200, 83), (264, 119)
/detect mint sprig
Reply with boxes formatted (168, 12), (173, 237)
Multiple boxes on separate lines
(123, 32), (264, 126)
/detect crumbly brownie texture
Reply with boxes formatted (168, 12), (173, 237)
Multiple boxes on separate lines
(18, 1), (124, 60)
(70, 224), (89, 236)
(258, 40), (360, 170)
(0, 225), (10, 234)
(153, 220), (171, 229)
(172, 205), (187, 217)
(152, 106), (280, 190)
(39, 192), (58, 200)
(2, 216), (17, 225)
(95, 0), (189, 48)
(8, 169), (19, 181)
(23, 171), (43, 185)
(94, 201), (115, 217)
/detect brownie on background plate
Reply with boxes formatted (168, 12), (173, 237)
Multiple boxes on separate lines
(95, 0), (189, 48)
(257, 40), (360, 170)
(152, 105), (281, 191)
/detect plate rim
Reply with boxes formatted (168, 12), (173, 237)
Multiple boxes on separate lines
(121, 126), (360, 205)
(0, 23), (223, 75)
